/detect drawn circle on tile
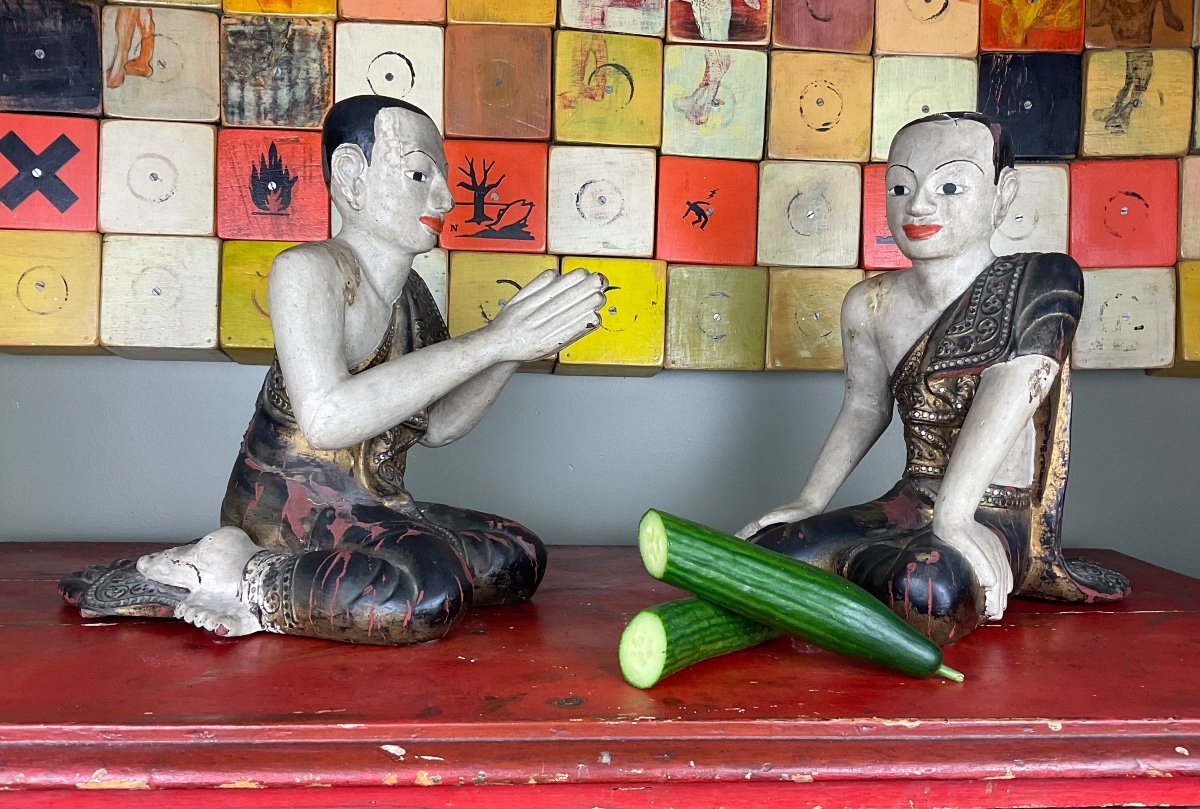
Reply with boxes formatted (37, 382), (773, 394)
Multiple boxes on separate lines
(143, 34), (185, 85)
(1096, 291), (1150, 337)
(798, 80), (844, 132)
(906, 0), (950, 22)
(575, 179), (625, 225)
(367, 51), (416, 98)
(128, 264), (183, 308)
(16, 267), (68, 315)
(127, 154), (178, 204)
(998, 202), (1041, 241)
(903, 87), (940, 119)
(587, 62), (635, 108)
(480, 59), (517, 109)
(793, 306), (838, 349)
(479, 278), (525, 323)
(695, 290), (732, 341)
(250, 271), (271, 319)
(787, 191), (832, 238)
(804, 0), (836, 22)
(1103, 191), (1150, 239)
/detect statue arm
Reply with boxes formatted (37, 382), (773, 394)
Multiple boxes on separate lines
(271, 255), (602, 451)
(737, 283), (893, 537)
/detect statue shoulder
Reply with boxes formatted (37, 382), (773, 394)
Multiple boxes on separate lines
(1010, 252), (1084, 363)
(270, 241), (358, 304)
(1022, 251), (1083, 296)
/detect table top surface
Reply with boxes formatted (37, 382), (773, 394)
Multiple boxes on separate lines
(1, 542), (1199, 801)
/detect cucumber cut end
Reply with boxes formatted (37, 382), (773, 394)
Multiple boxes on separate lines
(936, 663), (965, 683)
(638, 509), (669, 579)
(619, 610), (668, 689)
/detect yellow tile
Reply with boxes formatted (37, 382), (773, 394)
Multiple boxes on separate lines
(875, 0), (981, 56)
(553, 30), (663, 147)
(0, 230), (103, 354)
(448, 0), (555, 23)
(1179, 157), (1200, 260)
(766, 267), (865, 370)
(223, 0), (336, 14)
(556, 256), (666, 376)
(1082, 49), (1194, 158)
(219, 240), (296, 364)
(768, 51), (873, 162)
(1147, 261), (1200, 376)
(665, 264), (767, 370)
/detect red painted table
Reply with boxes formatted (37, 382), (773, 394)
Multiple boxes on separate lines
(1, 543), (1198, 808)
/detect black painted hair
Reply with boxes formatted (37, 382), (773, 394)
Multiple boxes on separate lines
(895, 111), (1014, 184)
(320, 95), (435, 187)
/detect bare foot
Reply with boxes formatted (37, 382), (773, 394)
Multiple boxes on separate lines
(124, 58), (153, 79)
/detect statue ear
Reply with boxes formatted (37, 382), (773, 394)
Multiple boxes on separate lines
(330, 143), (368, 212)
(993, 165), (1019, 227)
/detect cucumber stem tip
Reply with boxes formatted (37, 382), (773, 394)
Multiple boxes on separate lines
(936, 663), (965, 683)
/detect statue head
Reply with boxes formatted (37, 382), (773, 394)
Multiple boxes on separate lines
(884, 112), (1019, 262)
(322, 95), (453, 253)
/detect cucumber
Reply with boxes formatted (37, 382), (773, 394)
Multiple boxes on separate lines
(635, 509), (964, 682)
(619, 598), (782, 689)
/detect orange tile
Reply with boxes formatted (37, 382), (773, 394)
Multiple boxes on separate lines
(440, 140), (547, 253)
(655, 155), (758, 266)
(216, 128), (328, 241)
(1069, 159), (1178, 268)
(0, 113), (97, 232)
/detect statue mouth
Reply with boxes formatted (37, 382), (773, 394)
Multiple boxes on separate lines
(419, 216), (444, 234)
(902, 223), (942, 240)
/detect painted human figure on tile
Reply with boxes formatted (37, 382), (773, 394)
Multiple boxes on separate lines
(672, 49), (731, 125)
(1088, 0), (1185, 43)
(739, 113), (1130, 645)
(106, 8), (155, 89)
(61, 97), (607, 644)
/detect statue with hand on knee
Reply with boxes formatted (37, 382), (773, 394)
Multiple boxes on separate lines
(61, 97), (608, 644)
(738, 112), (1130, 645)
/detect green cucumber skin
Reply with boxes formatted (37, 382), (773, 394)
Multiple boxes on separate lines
(644, 509), (945, 678)
(626, 599), (782, 687)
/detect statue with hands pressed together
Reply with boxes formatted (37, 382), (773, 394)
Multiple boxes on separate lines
(61, 97), (608, 644)
(739, 112), (1129, 644)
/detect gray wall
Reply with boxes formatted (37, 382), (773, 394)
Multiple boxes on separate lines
(1, 354), (1197, 578)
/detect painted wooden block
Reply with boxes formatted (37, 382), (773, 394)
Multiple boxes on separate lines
(664, 264), (767, 370)
(101, 6), (219, 122)
(561, 0), (667, 36)
(861, 163), (909, 270)
(555, 256), (666, 376)
(0, 230), (102, 355)
(441, 140), (547, 253)
(219, 239), (292, 364)
(99, 235), (222, 361)
(0, 113), (98, 233)
(871, 56), (978, 161)
(773, 0), (874, 52)
(766, 268), (864, 370)
(334, 23), (444, 129)
(1069, 159), (1179, 268)
(447, 251), (558, 371)
(667, 0), (771, 45)
(339, 0), (444, 22)
(656, 156), (758, 266)
(221, 16), (333, 129)
(444, 25), (551, 140)
(216, 129), (328, 242)
(122, 0), (220, 8)
(1145, 261), (1200, 375)
(1086, 0), (1194, 48)
(977, 53), (1081, 159)
(547, 146), (657, 257)
(553, 31), (663, 147)
(448, 0), (556, 24)
(0, 0), (102, 116)
(1081, 49), (1194, 157)
(98, 120), (215, 237)
(874, 0), (981, 56)
(1073, 267), (1176, 369)
(661, 45), (766, 160)
(767, 51), (872, 162)
(757, 161), (861, 268)
(980, 0), (1084, 51)
(1180, 157), (1200, 259)
(223, 0), (337, 15)
(992, 163), (1070, 257)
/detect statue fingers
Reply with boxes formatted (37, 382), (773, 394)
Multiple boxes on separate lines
(506, 269), (558, 303)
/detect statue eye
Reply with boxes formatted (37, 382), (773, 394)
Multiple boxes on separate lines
(938, 182), (962, 195)
(887, 184), (911, 196)
(405, 170), (429, 183)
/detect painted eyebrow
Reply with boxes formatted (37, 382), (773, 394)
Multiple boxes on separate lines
(401, 149), (439, 162)
(934, 159), (987, 176)
(887, 164), (916, 173)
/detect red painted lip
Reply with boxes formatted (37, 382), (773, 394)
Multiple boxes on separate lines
(419, 216), (444, 234)
(902, 223), (942, 240)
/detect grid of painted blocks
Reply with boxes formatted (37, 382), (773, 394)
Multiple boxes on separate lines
(1, 0), (1199, 374)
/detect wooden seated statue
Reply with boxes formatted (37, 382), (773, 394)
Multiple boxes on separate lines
(738, 112), (1130, 644)
(60, 97), (607, 644)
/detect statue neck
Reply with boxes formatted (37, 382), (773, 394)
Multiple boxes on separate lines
(908, 243), (998, 312)
(333, 226), (419, 306)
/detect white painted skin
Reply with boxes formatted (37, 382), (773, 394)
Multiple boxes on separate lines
(134, 106), (607, 635)
(738, 118), (1063, 621)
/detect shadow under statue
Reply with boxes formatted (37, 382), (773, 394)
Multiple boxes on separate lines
(737, 112), (1130, 645)
(60, 97), (608, 644)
